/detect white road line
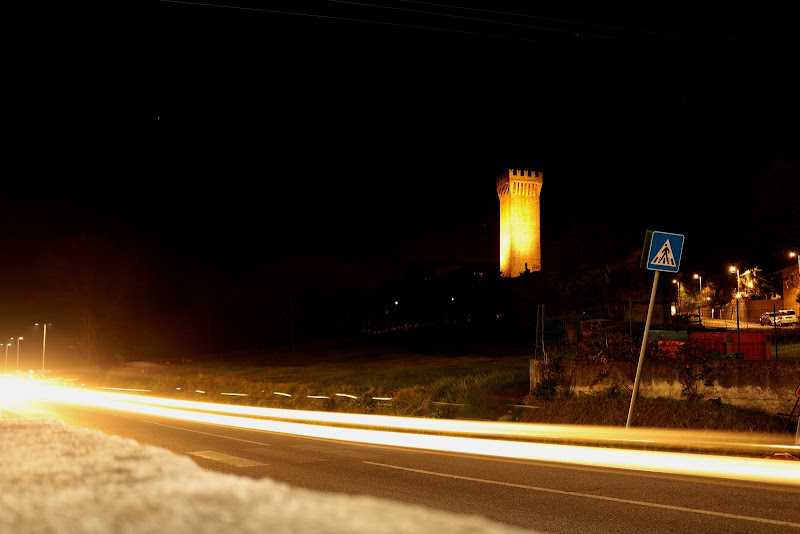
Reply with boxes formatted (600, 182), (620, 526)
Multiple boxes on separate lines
(188, 450), (266, 467)
(292, 444), (378, 460)
(140, 419), (272, 446)
(244, 447), (327, 463)
(364, 461), (800, 529)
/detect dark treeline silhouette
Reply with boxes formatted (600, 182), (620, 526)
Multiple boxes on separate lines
(29, 233), (677, 364)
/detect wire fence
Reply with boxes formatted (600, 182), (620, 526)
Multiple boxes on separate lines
(531, 303), (800, 361)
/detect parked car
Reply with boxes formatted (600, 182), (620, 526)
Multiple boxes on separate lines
(760, 312), (777, 325)
(778, 309), (798, 326)
(760, 310), (798, 326)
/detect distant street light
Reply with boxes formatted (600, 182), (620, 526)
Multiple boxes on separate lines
(15, 337), (22, 371)
(729, 265), (741, 294)
(694, 273), (702, 296)
(34, 323), (51, 371)
(4, 342), (10, 374)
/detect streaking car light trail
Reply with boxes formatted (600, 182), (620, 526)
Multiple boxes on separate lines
(26, 382), (798, 454)
(5, 376), (799, 457)
(3, 376), (799, 487)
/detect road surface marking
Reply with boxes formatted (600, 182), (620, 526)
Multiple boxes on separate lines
(364, 462), (800, 529)
(244, 447), (326, 463)
(291, 443), (380, 460)
(140, 419), (271, 446)
(188, 450), (266, 467)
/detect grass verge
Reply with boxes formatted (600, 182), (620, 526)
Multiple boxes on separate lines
(55, 345), (792, 435)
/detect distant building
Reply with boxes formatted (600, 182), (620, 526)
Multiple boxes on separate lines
(775, 263), (800, 313)
(496, 169), (543, 277)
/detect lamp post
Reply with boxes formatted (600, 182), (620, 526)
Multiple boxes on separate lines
(729, 265), (741, 293)
(735, 293), (741, 355)
(35, 323), (50, 371)
(693, 274), (703, 320)
(729, 265), (741, 321)
(672, 279), (681, 313)
(4, 342), (9, 374)
(15, 337), (22, 371)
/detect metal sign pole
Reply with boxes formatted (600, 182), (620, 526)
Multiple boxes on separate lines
(630, 229), (684, 429)
(627, 270), (660, 429)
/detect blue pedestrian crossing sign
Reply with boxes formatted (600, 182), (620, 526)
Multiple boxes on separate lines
(646, 231), (684, 272)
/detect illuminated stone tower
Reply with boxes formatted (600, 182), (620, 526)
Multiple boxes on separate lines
(496, 169), (543, 277)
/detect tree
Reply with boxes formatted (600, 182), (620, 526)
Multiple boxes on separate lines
(680, 278), (720, 309)
(41, 235), (152, 363)
(739, 267), (778, 300)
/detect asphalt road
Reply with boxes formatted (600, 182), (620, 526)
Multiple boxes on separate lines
(16, 400), (800, 534)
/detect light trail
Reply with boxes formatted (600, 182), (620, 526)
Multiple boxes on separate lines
(28, 381), (796, 454)
(0, 374), (37, 412)
(4, 376), (800, 487)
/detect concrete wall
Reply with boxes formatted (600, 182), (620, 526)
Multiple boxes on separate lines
(716, 298), (798, 322)
(530, 358), (800, 415)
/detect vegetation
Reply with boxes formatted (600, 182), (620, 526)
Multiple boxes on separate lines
(517, 391), (781, 432)
(62, 340), (788, 434)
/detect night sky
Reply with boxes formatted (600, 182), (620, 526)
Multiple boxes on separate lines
(3, 2), (798, 356)
(157, 1), (797, 272)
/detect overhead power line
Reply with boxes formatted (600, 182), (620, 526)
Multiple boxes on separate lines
(391, 0), (707, 42)
(158, 0), (711, 49)
(157, 0), (556, 44)
(328, 0), (705, 43)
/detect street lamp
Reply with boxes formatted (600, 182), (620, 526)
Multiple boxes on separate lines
(4, 342), (10, 374)
(693, 273), (702, 295)
(34, 323), (51, 371)
(15, 337), (22, 371)
(729, 265), (741, 293)
(734, 292), (742, 355)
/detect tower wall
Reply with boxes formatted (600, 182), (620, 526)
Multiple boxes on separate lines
(496, 169), (543, 277)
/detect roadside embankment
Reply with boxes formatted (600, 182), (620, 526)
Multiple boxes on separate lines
(531, 359), (800, 415)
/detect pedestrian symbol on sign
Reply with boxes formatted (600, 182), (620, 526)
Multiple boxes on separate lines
(651, 240), (676, 268)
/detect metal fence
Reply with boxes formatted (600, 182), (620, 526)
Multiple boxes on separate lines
(531, 304), (800, 360)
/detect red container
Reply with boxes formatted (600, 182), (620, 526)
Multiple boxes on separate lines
(688, 331), (772, 359)
(689, 331), (726, 354)
(723, 332), (770, 360)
